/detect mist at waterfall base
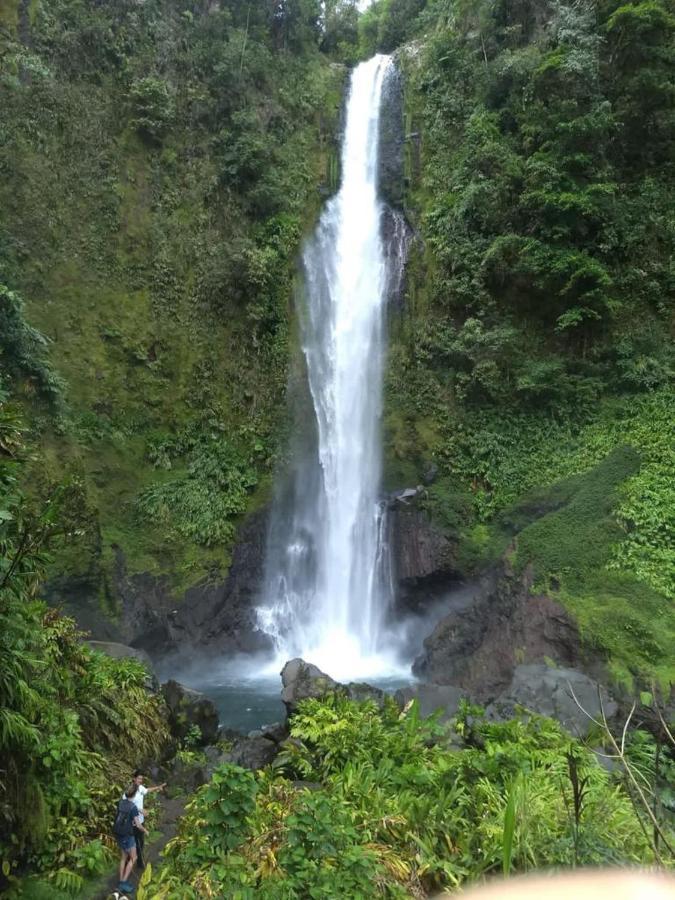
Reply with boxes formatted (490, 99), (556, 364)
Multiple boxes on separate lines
(160, 584), (476, 731)
(158, 604), (441, 733)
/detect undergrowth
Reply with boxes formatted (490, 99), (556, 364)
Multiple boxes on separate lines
(144, 695), (663, 898)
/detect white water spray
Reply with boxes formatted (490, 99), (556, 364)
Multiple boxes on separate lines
(258, 55), (403, 680)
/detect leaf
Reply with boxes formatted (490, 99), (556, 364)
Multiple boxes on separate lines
(502, 774), (521, 876)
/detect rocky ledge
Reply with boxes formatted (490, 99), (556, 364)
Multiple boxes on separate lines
(279, 657), (618, 739)
(412, 563), (583, 699)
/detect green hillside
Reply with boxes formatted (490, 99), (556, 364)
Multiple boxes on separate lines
(1, 0), (344, 599)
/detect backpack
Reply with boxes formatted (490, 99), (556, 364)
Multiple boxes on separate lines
(113, 799), (136, 837)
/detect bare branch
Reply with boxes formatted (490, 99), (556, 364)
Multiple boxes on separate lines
(566, 680), (674, 862)
(620, 702), (636, 756)
(566, 684), (603, 729)
(653, 693), (674, 749)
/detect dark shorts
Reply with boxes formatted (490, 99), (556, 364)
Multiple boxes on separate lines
(116, 834), (136, 853)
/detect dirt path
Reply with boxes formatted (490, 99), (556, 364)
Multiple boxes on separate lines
(96, 794), (187, 899)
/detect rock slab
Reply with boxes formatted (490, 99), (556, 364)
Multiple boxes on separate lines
(486, 665), (618, 737)
(394, 684), (466, 722)
(281, 658), (388, 717)
(161, 679), (220, 746)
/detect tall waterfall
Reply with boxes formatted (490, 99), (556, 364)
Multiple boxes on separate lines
(258, 55), (402, 679)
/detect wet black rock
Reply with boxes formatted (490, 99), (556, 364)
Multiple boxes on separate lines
(394, 684), (467, 722)
(413, 567), (581, 700)
(161, 679), (220, 746)
(225, 734), (280, 771)
(378, 60), (405, 208)
(486, 665), (618, 737)
(392, 504), (459, 589)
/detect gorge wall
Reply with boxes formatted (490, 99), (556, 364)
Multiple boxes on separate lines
(1, 0), (672, 695)
(0, 0), (345, 636)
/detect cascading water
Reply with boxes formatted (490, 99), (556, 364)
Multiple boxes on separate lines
(258, 55), (404, 680)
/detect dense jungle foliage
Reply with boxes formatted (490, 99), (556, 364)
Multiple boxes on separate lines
(0, 392), (169, 893)
(141, 694), (672, 897)
(371, 0), (675, 687)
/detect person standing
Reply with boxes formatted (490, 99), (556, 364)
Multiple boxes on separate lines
(113, 784), (148, 894)
(123, 769), (167, 870)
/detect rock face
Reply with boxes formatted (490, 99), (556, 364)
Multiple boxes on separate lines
(487, 665), (618, 737)
(161, 680), (220, 746)
(379, 61), (405, 208)
(170, 509), (272, 655)
(389, 495), (461, 613)
(86, 640), (153, 668)
(54, 509), (273, 660)
(394, 684), (466, 722)
(280, 658), (388, 717)
(281, 659), (339, 715)
(413, 567), (581, 700)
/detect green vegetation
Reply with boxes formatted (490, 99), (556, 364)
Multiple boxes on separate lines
(0, 0), (345, 602)
(0, 0), (672, 896)
(144, 695), (666, 897)
(374, 0), (674, 689)
(0, 390), (168, 893)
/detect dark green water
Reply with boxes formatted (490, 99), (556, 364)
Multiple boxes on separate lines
(188, 671), (413, 733)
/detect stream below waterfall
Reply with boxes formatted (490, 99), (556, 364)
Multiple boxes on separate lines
(186, 670), (414, 732)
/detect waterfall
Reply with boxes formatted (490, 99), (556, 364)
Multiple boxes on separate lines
(257, 55), (403, 680)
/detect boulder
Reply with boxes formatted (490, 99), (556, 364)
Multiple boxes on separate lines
(218, 725), (244, 744)
(86, 640), (158, 690)
(394, 684), (466, 722)
(280, 659), (389, 718)
(161, 679), (220, 746)
(344, 681), (387, 707)
(169, 753), (210, 792)
(486, 665), (619, 737)
(86, 640), (153, 668)
(413, 569), (581, 700)
(225, 735), (280, 771)
(281, 658), (339, 716)
(261, 722), (289, 744)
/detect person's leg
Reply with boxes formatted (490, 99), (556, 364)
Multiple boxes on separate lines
(122, 846), (137, 883)
(134, 826), (145, 869)
(119, 849), (126, 882)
